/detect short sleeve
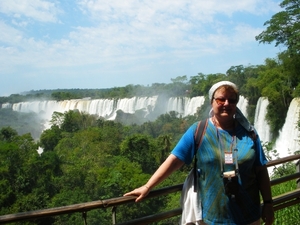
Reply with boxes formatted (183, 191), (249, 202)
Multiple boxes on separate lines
(171, 122), (198, 165)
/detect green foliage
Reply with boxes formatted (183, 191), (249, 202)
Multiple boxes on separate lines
(254, 55), (295, 136)
(189, 73), (227, 97)
(0, 128), (61, 224)
(58, 110), (98, 133)
(0, 94), (34, 104)
(0, 109), (45, 140)
(39, 125), (62, 151)
(270, 162), (300, 225)
(120, 134), (159, 173)
(0, 108), (197, 223)
(0, 80), (189, 102)
(0, 126), (18, 141)
(255, 0), (300, 54)
(51, 92), (80, 101)
(253, 0), (300, 135)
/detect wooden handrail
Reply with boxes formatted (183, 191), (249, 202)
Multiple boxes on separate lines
(0, 185), (182, 224)
(266, 154), (300, 167)
(0, 155), (299, 224)
(272, 189), (300, 211)
(270, 172), (300, 186)
(116, 189), (300, 225)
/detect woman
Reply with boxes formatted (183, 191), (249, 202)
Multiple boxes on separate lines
(124, 81), (274, 225)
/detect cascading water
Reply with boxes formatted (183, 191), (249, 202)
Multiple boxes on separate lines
(1, 96), (299, 158)
(166, 96), (205, 117)
(237, 96), (248, 118)
(273, 98), (300, 158)
(2, 96), (159, 121)
(254, 97), (271, 143)
(88, 99), (116, 118)
(1, 96), (205, 122)
(183, 96), (205, 117)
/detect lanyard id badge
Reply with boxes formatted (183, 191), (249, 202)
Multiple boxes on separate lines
(224, 152), (233, 164)
(224, 135), (235, 164)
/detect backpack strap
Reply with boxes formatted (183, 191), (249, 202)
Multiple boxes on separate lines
(193, 119), (208, 191)
(194, 119), (208, 152)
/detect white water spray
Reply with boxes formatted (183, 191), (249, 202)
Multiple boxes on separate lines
(254, 97), (271, 143)
(273, 98), (300, 158)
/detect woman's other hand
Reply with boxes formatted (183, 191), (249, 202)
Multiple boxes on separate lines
(261, 203), (274, 225)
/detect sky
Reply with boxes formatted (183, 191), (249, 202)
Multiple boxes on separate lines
(0, 0), (284, 97)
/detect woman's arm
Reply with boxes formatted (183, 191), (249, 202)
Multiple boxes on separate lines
(124, 154), (184, 202)
(256, 165), (274, 225)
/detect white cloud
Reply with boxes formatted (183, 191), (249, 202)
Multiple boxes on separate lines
(78, 0), (279, 22)
(0, 0), (283, 96)
(72, 0), (280, 55)
(0, 21), (23, 44)
(0, 0), (61, 23)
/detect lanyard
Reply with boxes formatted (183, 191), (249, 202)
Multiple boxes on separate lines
(214, 122), (239, 177)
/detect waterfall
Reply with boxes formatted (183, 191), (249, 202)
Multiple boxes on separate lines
(1, 96), (205, 122)
(184, 96), (205, 117)
(166, 96), (205, 117)
(254, 97), (271, 143)
(273, 98), (300, 158)
(237, 96), (248, 118)
(0, 96), (256, 123)
(2, 96), (299, 157)
(88, 99), (116, 118)
(3, 96), (159, 121)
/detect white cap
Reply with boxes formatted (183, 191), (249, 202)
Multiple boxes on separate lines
(208, 81), (239, 103)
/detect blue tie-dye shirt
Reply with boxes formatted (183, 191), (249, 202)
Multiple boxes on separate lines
(172, 119), (267, 225)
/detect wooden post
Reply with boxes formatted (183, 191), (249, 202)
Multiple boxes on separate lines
(296, 160), (300, 189)
(82, 211), (87, 225)
(112, 206), (117, 224)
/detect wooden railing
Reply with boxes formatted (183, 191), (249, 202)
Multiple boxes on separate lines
(0, 154), (299, 224)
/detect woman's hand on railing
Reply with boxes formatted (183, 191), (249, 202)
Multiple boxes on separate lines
(261, 203), (274, 225)
(124, 185), (150, 202)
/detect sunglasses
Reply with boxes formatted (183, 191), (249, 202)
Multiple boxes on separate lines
(213, 97), (237, 105)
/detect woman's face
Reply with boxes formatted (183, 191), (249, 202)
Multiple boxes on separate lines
(211, 86), (238, 120)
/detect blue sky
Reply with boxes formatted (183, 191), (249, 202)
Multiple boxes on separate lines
(0, 0), (284, 97)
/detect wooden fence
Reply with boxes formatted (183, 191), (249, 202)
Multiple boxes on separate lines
(0, 154), (299, 225)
